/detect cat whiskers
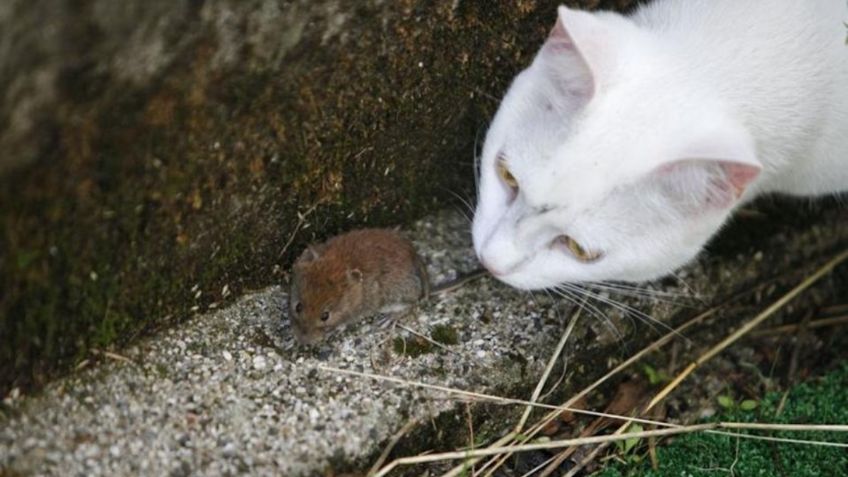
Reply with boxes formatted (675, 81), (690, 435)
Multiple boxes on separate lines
(549, 286), (625, 343)
(592, 280), (690, 298)
(668, 271), (704, 304)
(589, 281), (696, 308)
(440, 186), (475, 225)
(554, 282), (688, 343)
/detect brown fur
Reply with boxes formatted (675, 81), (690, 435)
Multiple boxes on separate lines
(288, 228), (428, 344)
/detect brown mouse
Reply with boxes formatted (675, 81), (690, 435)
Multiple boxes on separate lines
(288, 228), (487, 345)
(288, 228), (429, 345)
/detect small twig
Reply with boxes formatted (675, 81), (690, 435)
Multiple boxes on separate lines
(821, 303), (848, 315)
(751, 315), (848, 337)
(277, 203), (320, 259)
(562, 435), (608, 477)
(729, 436), (742, 476)
(442, 433), (517, 477)
(367, 417), (420, 477)
(519, 453), (559, 477)
(775, 388), (792, 419)
(785, 311), (813, 383)
(538, 406), (616, 477)
(649, 343), (677, 471)
(465, 402), (476, 476)
(538, 359), (571, 403)
(89, 348), (135, 365)
(648, 434), (659, 470)
(396, 324), (462, 356)
(516, 305), (582, 432)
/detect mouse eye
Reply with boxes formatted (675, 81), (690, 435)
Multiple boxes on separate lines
(320, 311), (330, 322)
(555, 235), (602, 262)
(294, 302), (303, 313)
(496, 156), (519, 196)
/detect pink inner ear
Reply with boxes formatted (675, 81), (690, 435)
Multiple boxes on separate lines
(547, 18), (574, 49)
(721, 161), (760, 198)
(654, 159), (761, 211)
(541, 13), (596, 101)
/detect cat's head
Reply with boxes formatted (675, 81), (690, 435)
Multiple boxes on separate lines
(472, 6), (761, 290)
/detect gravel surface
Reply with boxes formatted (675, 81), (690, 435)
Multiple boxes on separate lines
(1, 207), (846, 476)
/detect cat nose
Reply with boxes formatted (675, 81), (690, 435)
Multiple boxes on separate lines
(479, 255), (507, 277)
(478, 234), (525, 277)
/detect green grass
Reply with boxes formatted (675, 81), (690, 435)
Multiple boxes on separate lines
(599, 362), (848, 477)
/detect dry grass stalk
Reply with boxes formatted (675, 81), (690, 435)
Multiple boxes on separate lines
(365, 249), (848, 477)
(456, 264), (807, 477)
(321, 364), (848, 477)
(647, 249), (848, 411)
(371, 421), (848, 477)
(752, 315), (848, 337)
(562, 248), (848, 477)
(516, 307), (582, 432)
(367, 417), (420, 477)
(277, 202), (319, 259)
(466, 306), (719, 477)
(491, 306), (581, 477)
(318, 365), (677, 429)
(89, 348), (135, 365)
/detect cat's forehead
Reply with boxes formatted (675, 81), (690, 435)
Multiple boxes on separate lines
(520, 158), (614, 208)
(512, 128), (659, 210)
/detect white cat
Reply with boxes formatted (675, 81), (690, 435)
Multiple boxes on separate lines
(472, 0), (848, 290)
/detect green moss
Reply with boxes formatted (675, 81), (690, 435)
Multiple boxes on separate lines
(600, 363), (848, 477)
(393, 336), (433, 358)
(431, 324), (459, 346)
(153, 363), (170, 379)
(0, 0), (647, 395)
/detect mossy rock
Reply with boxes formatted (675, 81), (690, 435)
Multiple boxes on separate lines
(0, 1), (642, 393)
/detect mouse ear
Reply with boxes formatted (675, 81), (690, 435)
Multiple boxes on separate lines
(296, 245), (322, 265)
(346, 268), (363, 283)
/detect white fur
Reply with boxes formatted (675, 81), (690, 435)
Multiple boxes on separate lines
(473, 0), (848, 290)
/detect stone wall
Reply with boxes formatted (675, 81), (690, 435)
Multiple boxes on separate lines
(0, 0), (638, 392)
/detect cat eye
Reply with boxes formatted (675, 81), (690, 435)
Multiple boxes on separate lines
(556, 235), (602, 262)
(496, 156), (519, 193)
(294, 302), (303, 313)
(320, 311), (330, 322)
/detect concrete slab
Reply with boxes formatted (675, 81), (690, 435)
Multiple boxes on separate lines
(2, 207), (846, 476)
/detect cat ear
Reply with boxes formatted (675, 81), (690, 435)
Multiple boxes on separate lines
(655, 159), (761, 210)
(540, 6), (611, 101)
(653, 132), (761, 210)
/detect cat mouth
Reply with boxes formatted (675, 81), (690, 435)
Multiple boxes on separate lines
(479, 255), (527, 278)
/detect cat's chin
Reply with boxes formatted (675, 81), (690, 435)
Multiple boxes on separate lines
(488, 257), (690, 290)
(487, 269), (566, 291)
